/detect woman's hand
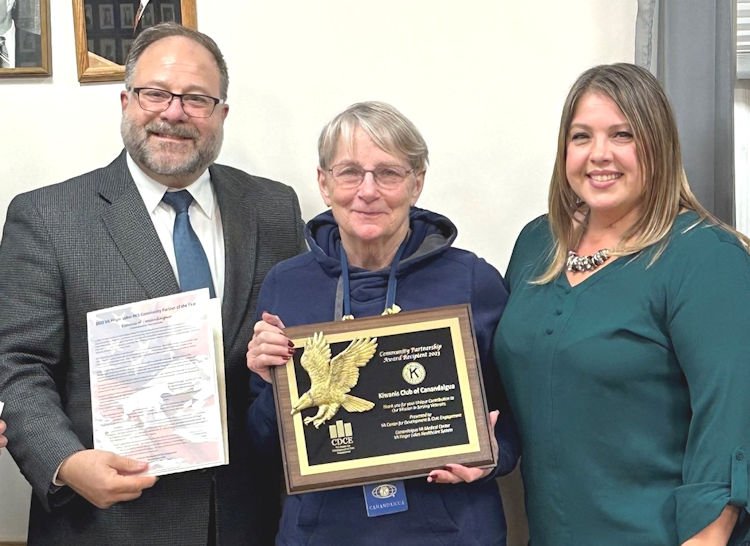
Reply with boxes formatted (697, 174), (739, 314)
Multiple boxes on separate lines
(426, 410), (499, 484)
(681, 505), (739, 545)
(246, 312), (294, 383)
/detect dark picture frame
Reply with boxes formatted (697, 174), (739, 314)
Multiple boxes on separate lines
(272, 304), (497, 494)
(0, 0), (52, 78)
(72, 0), (197, 83)
(119, 4), (134, 29)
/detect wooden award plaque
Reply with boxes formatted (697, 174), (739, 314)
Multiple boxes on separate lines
(271, 304), (496, 494)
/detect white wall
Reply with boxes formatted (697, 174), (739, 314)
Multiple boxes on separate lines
(736, 80), (750, 235)
(0, 1), (636, 542)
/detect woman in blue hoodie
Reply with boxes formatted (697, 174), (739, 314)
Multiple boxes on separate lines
(246, 101), (519, 545)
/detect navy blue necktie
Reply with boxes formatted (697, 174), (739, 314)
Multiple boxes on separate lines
(162, 190), (216, 298)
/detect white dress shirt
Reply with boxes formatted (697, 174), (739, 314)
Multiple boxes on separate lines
(126, 153), (225, 302)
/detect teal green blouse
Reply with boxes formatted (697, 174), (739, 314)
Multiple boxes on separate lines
(494, 212), (750, 545)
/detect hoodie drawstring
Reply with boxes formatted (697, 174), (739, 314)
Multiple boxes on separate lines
(339, 236), (409, 320)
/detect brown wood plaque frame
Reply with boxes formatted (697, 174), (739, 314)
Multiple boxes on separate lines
(272, 304), (496, 494)
(72, 0), (197, 83)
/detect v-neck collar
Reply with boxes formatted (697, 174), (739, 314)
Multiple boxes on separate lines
(557, 210), (702, 291)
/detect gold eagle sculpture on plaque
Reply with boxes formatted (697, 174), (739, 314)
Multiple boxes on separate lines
(292, 332), (378, 428)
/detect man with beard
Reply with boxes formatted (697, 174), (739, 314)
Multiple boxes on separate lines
(0, 23), (304, 545)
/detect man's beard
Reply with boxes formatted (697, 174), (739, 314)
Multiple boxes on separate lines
(121, 114), (223, 178)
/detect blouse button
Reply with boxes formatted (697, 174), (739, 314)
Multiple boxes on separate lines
(555, 309), (563, 316)
(545, 328), (553, 335)
(736, 452), (745, 462)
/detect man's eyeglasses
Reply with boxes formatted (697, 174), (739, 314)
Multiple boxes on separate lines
(132, 87), (222, 118)
(327, 164), (415, 190)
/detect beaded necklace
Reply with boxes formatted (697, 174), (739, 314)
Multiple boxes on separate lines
(566, 248), (611, 272)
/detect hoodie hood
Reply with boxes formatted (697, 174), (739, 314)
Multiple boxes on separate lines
(305, 206), (458, 278)
(305, 206), (458, 319)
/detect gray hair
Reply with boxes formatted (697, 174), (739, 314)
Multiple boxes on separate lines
(124, 22), (228, 100)
(318, 101), (429, 171)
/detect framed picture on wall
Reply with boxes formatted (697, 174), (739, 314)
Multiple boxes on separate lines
(119, 4), (134, 30)
(99, 37), (116, 61)
(141, 4), (154, 27)
(98, 4), (114, 30)
(159, 4), (174, 22)
(120, 38), (132, 61)
(72, 0), (197, 83)
(0, 0), (52, 78)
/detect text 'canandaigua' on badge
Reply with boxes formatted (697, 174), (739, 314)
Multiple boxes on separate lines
(271, 304), (497, 494)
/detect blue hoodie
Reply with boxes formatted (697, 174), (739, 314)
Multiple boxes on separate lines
(248, 207), (519, 545)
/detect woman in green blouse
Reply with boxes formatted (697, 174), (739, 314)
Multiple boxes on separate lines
(494, 63), (750, 545)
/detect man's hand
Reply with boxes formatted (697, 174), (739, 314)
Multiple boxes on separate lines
(0, 419), (7, 455)
(58, 449), (158, 509)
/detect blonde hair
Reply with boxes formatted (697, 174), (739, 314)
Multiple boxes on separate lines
(536, 63), (749, 284)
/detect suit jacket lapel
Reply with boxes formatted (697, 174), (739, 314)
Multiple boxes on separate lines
(99, 152), (180, 299)
(212, 167), (259, 354)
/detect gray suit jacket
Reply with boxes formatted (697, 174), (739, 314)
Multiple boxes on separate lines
(0, 152), (305, 545)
